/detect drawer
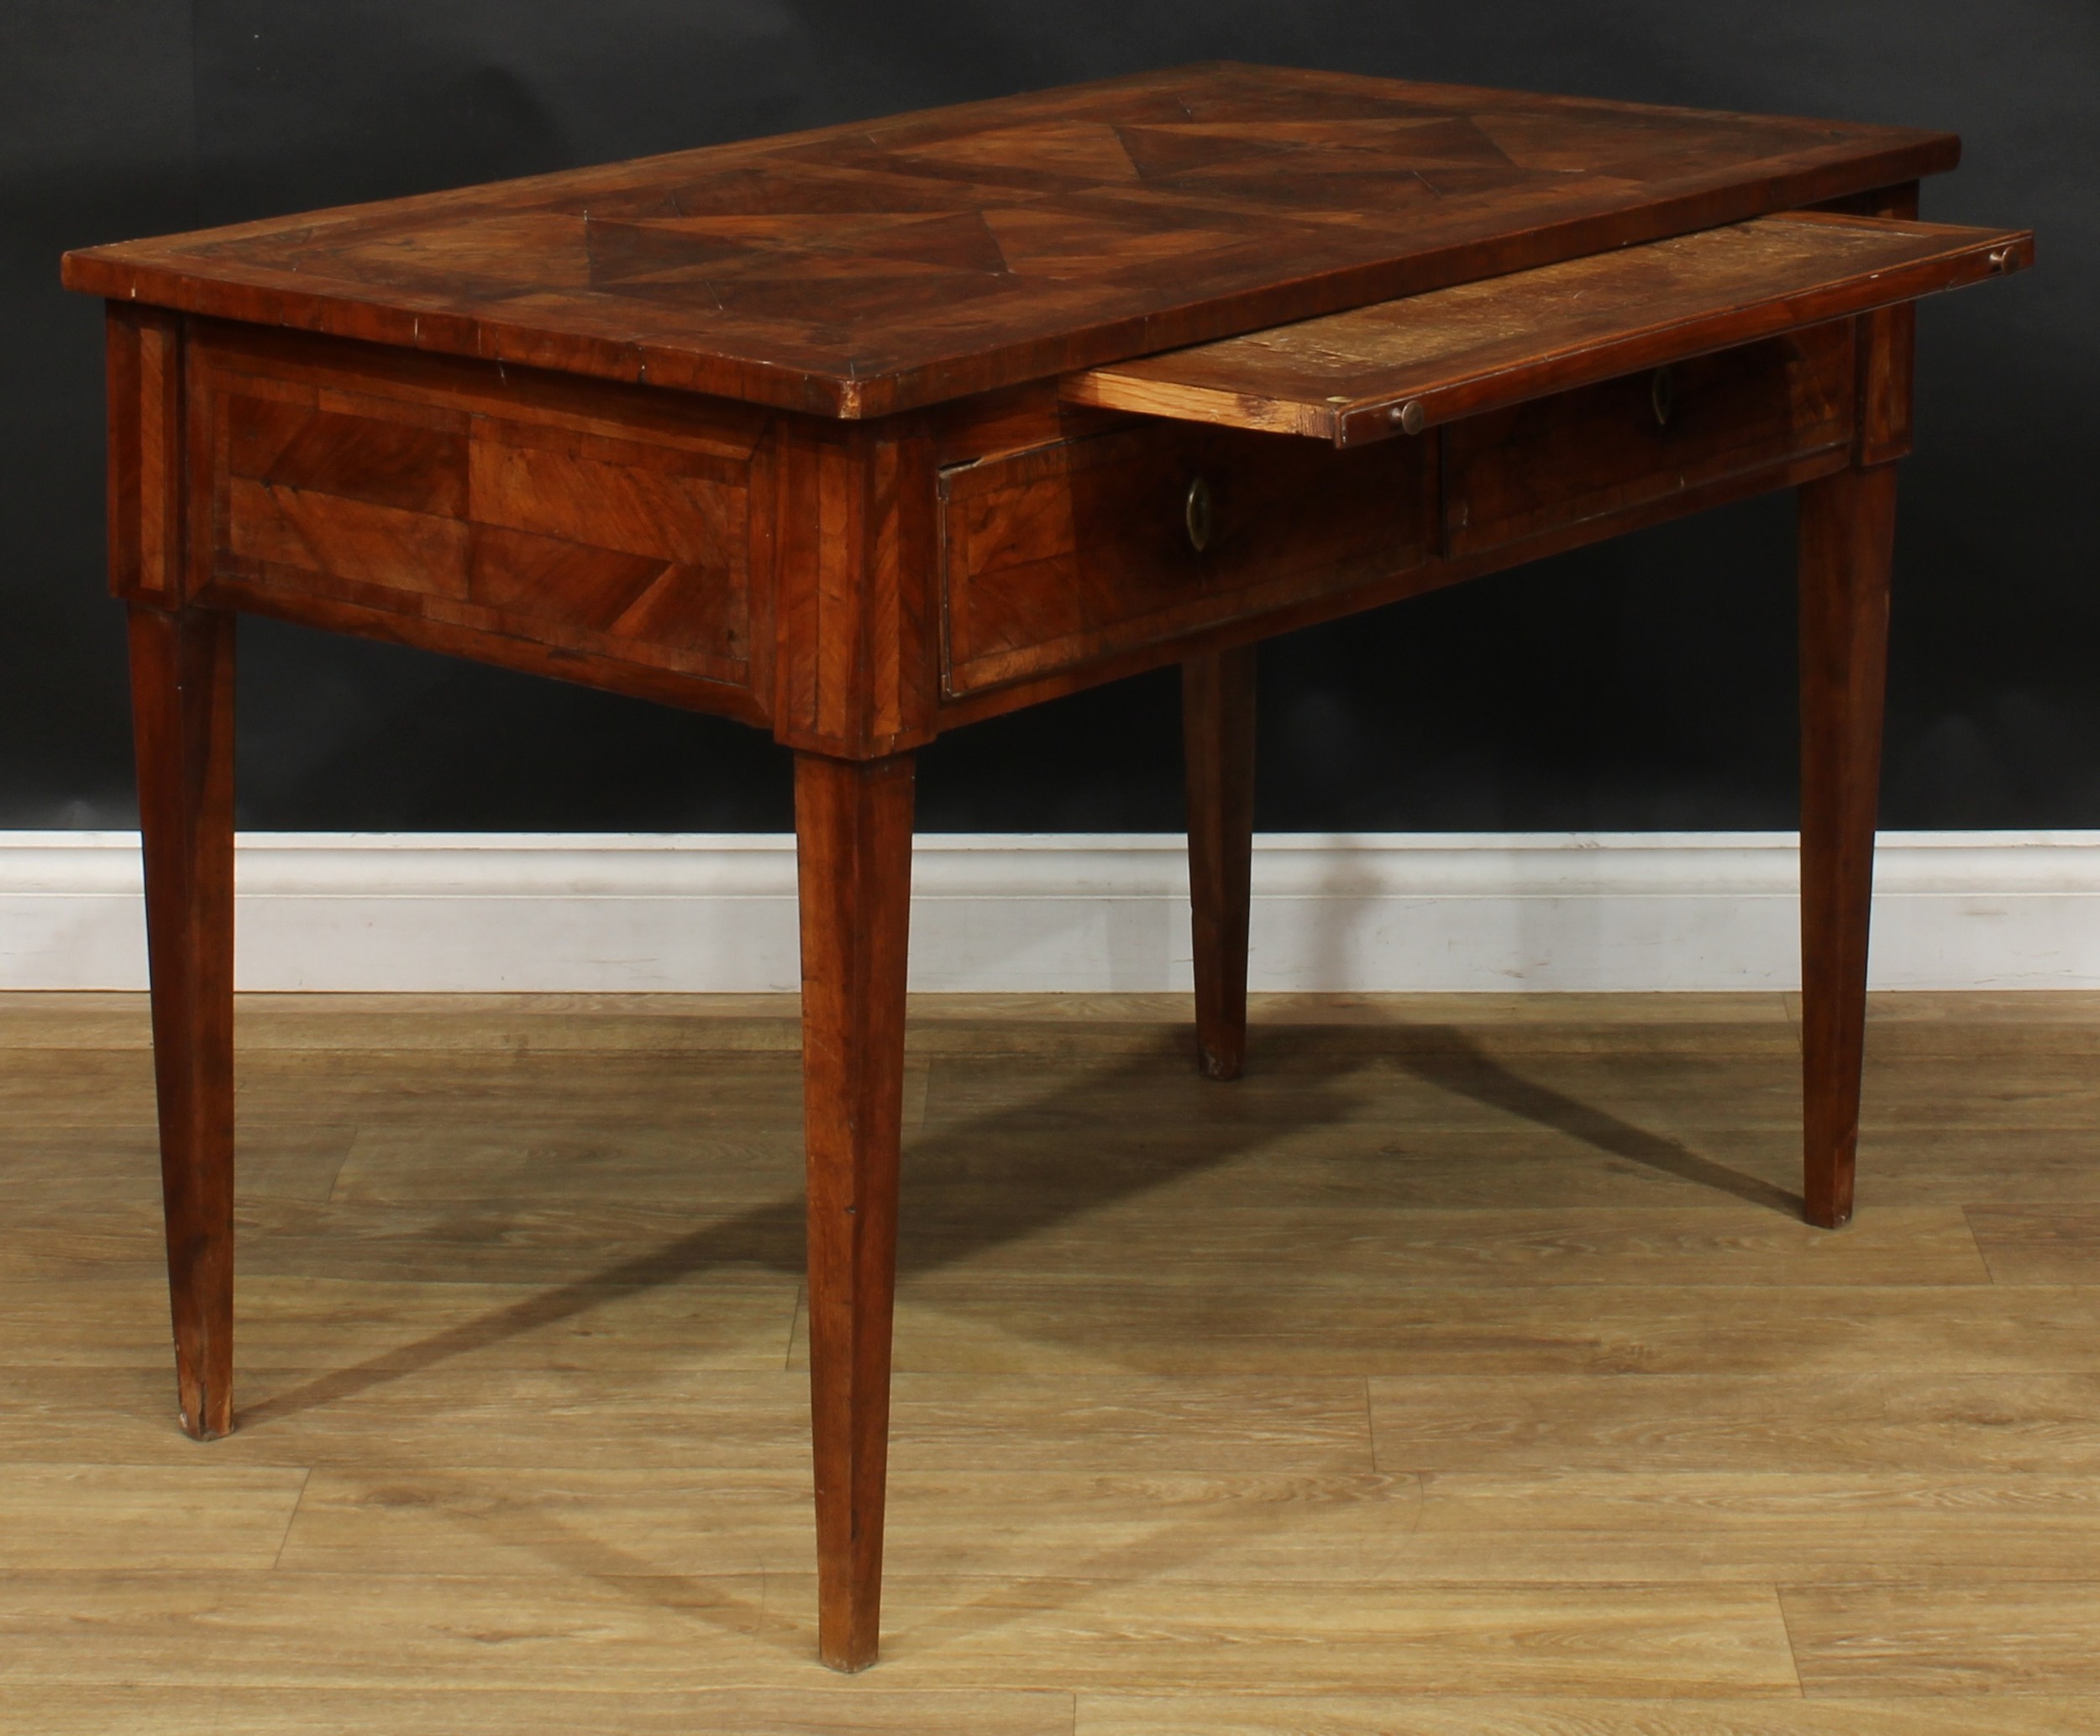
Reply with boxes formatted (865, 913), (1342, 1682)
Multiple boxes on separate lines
(1055, 210), (2029, 641)
(939, 420), (1433, 696)
(1443, 321), (1854, 557)
(192, 326), (768, 690)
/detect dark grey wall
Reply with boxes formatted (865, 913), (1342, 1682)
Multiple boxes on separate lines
(6, 3), (2090, 832)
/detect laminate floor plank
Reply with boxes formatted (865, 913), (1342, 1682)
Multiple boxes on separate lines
(0, 1567), (780, 1687)
(1965, 1204), (2100, 1282)
(0, 1198), (808, 1284)
(1, 1686), (1076, 1736)
(895, 1125), (1810, 1216)
(831, 1578), (1801, 1692)
(227, 1050), (822, 1125)
(0, 1363), (815, 1471)
(1410, 1469), (2100, 1582)
(327, 1125), (808, 1208)
(890, 1124), (2099, 1212)
(832, 1281), (2100, 1377)
(0, 1366), (1373, 1473)
(0, 1686), (1077, 1736)
(1827, 989), (2100, 1048)
(272, 1466), (1423, 1581)
(0, 1274), (804, 1372)
(1782, 1581), (2100, 1694)
(0, 1463), (308, 1570)
(0, 1122), (360, 1204)
(0, 1210), (168, 1281)
(1368, 1372), (2100, 1474)
(1077, 1694), (2100, 1735)
(920, 1052), (1816, 1135)
(0, 1571), (1801, 1694)
(1852, 1127), (2100, 1204)
(924, 1051), (2100, 1135)
(895, 1204), (1992, 1288)
(270, 1462), (2100, 1586)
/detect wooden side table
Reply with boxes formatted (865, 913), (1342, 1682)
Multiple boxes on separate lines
(62, 63), (2029, 1670)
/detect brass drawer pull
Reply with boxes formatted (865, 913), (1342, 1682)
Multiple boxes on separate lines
(1184, 475), (1214, 553)
(1651, 365), (1676, 427)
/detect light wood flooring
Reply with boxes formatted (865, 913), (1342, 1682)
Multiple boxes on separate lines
(2, 989), (2098, 1733)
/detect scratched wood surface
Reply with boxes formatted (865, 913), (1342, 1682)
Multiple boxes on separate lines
(1066, 212), (2032, 444)
(3, 989), (2098, 1731)
(60, 64), (1960, 415)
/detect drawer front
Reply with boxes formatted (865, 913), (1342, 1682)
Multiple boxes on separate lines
(940, 420), (1433, 696)
(193, 328), (768, 690)
(1443, 321), (1856, 558)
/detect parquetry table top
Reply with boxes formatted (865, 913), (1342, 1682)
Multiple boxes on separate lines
(62, 62), (1957, 418)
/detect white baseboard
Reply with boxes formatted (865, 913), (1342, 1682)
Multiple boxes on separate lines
(2, 830), (2096, 994)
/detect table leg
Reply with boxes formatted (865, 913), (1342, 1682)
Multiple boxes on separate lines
(1184, 646), (1257, 1080)
(1798, 463), (1898, 1230)
(795, 750), (914, 1671)
(128, 603), (239, 1439)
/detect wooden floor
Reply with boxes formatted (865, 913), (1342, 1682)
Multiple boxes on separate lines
(3, 989), (2098, 1733)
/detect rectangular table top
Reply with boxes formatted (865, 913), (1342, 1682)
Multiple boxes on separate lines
(61, 62), (1958, 419)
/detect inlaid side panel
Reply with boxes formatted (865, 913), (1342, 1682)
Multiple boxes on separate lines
(191, 325), (773, 712)
(940, 422), (1434, 697)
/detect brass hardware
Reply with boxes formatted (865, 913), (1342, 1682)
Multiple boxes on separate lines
(1387, 398), (1425, 436)
(1650, 365), (1676, 428)
(1987, 246), (2013, 274)
(1184, 476), (1214, 553)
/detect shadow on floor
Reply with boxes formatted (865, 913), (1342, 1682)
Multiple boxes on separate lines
(220, 1010), (1802, 1656)
(239, 1017), (1798, 1428)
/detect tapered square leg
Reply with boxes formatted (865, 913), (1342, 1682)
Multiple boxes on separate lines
(1183, 646), (1257, 1081)
(128, 603), (238, 1439)
(1798, 463), (1898, 1230)
(795, 750), (914, 1671)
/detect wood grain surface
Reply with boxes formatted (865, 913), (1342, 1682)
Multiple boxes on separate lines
(187, 323), (770, 713)
(1066, 213), (2031, 443)
(1798, 460), (1899, 1228)
(3, 989), (2097, 1730)
(795, 753), (917, 1669)
(1444, 321), (1854, 559)
(937, 408), (1433, 697)
(126, 606), (238, 1441)
(1182, 647), (1257, 1081)
(61, 64), (1961, 415)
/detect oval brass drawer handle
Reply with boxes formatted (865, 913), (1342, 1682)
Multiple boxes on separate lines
(1185, 475), (1214, 553)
